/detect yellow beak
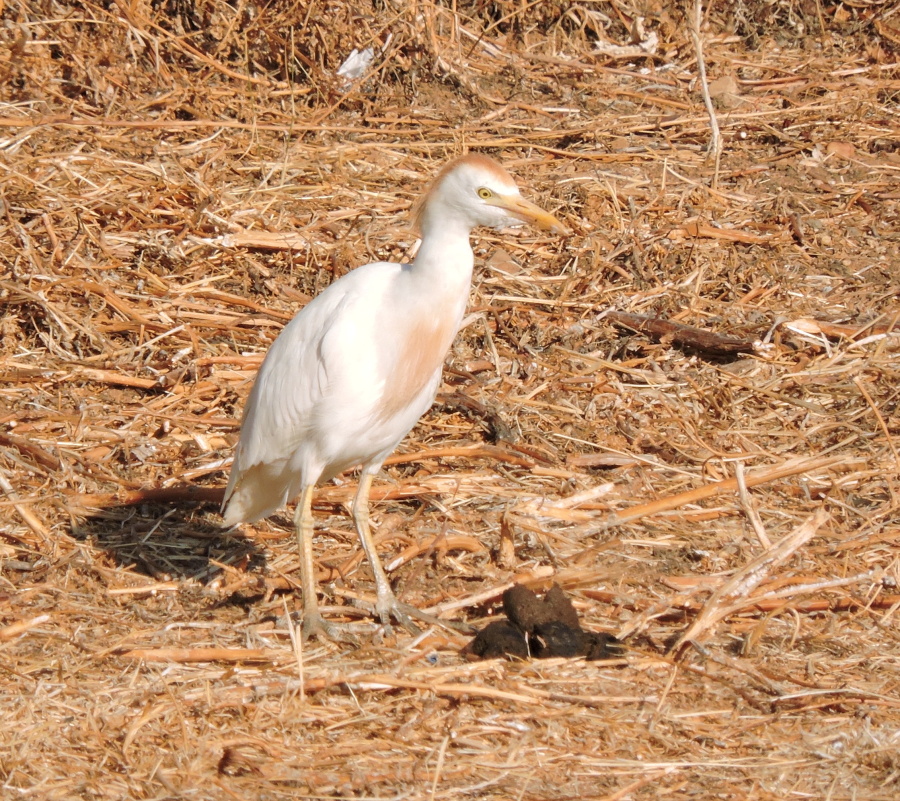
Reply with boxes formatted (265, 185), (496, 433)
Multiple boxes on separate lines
(492, 194), (570, 235)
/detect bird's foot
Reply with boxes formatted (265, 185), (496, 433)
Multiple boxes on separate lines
(370, 593), (422, 636)
(396, 602), (475, 635)
(373, 596), (473, 636)
(299, 611), (359, 646)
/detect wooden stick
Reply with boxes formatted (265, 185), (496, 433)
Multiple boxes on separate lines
(0, 615), (50, 642)
(735, 461), (772, 548)
(121, 647), (275, 663)
(383, 443), (534, 468)
(605, 311), (757, 356)
(853, 376), (900, 468)
(0, 471), (51, 539)
(672, 508), (830, 654)
(607, 455), (844, 527)
(689, 0), (722, 177)
(680, 221), (772, 245)
(384, 535), (485, 572)
(785, 316), (900, 340)
(0, 432), (62, 472)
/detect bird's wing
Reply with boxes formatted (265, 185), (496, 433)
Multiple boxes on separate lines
(229, 262), (400, 477)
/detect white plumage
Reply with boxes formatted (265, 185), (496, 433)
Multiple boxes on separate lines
(223, 154), (567, 639)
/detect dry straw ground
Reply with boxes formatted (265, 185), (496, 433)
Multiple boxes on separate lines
(1, 0), (899, 798)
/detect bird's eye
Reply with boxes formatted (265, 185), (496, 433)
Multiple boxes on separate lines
(477, 187), (493, 200)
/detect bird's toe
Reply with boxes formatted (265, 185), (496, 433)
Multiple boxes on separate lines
(389, 604), (422, 636)
(300, 612), (359, 646)
(370, 593), (421, 635)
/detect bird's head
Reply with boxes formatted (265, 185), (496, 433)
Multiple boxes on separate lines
(413, 154), (569, 236)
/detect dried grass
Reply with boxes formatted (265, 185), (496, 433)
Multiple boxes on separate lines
(2, 0), (899, 798)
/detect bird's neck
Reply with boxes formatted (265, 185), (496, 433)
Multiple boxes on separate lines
(412, 220), (475, 289)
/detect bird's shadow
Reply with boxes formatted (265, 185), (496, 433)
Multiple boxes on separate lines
(71, 501), (269, 593)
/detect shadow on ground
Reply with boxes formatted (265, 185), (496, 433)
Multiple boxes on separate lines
(71, 502), (269, 590)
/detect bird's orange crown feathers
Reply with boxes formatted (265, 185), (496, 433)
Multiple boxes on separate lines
(410, 153), (515, 234)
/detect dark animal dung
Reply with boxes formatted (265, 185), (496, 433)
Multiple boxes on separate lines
(502, 583), (550, 632)
(466, 620), (528, 660)
(530, 620), (586, 658)
(542, 583), (582, 630)
(465, 583), (624, 661)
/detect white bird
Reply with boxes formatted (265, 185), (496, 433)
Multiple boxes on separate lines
(222, 154), (567, 639)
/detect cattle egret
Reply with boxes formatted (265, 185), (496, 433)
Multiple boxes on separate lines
(222, 154), (567, 639)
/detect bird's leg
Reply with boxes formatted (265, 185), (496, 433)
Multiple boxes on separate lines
(352, 471), (419, 634)
(294, 484), (355, 643)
